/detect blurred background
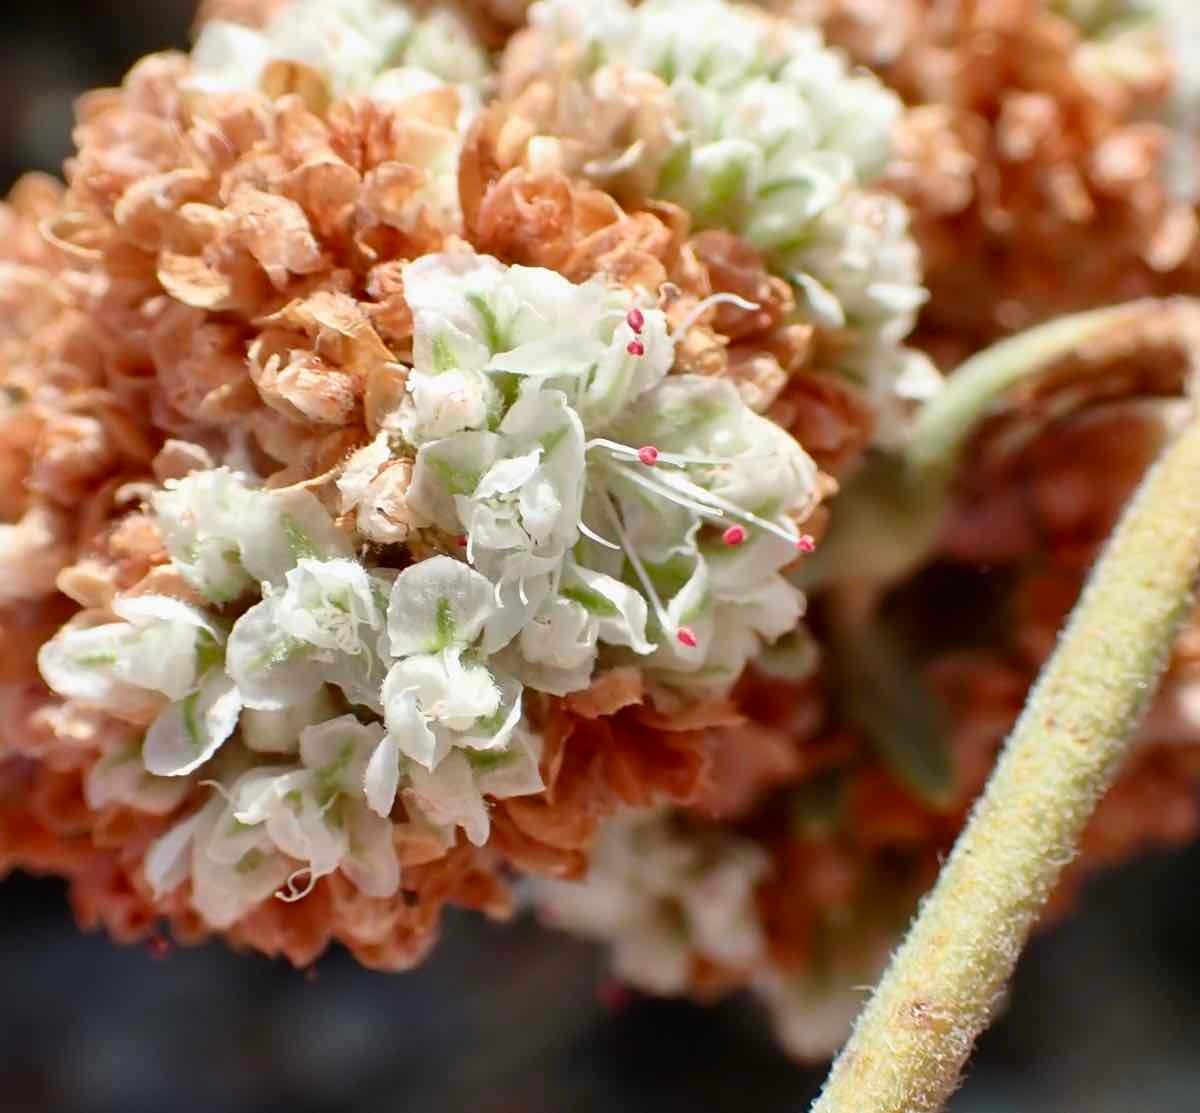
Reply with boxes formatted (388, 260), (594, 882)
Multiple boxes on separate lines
(2, 3), (1200, 1111)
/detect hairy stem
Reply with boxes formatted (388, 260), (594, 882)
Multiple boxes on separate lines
(799, 300), (1185, 592)
(812, 407), (1200, 1113)
(903, 301), (1155, 485)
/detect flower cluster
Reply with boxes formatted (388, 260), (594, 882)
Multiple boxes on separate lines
(538, 809), (769, 995)
(496, 0), (938, 438)
(34, 246), (820, 926)
(8, 0), (1200, 1068)
(34, 469), (544, 924)
(391, 252), (820, 697)
(815, 0), (1189, 360)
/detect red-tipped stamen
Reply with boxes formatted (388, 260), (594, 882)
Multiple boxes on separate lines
(676, 626), (698, 648)
(796, 534), (817, 553)
(623, 463), (810, 550)
(637, 445), (659, 466)
(627, 307), (645, 333)
(627, 339), (646, 357)
(722, 525), (747, 547)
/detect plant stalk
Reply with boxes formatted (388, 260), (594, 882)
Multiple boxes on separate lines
(811, 406), (1200, 1113)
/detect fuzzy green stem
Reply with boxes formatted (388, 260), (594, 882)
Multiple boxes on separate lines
(904, 301), (1155, 486)
(798, 301), (1168, 592)
(811, 408), (1200, 1113)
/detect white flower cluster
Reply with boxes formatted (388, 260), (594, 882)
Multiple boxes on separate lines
(539, 803), (891, 1059)
(519, 0), (935, 422)
(189, 0), (490, 101)
(375, 252), (821, 698)
(38, 473), (544, 925)
(753, 960), (888, 1062)
(37, 251), (819, 927)
(536, 809), (770, 994)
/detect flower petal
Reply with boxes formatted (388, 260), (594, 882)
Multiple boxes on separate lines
(386, 555), (495, 656)
(364, 731), (403, 817)
(380, 678), (442, 770)
(339, 801), (402, 898)
(143, 669), (243, 777)
(403, 750), (490, 846)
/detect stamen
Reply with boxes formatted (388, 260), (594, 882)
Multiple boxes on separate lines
(601, 493), (677, 644)
(676, 626), (698, 648)
(579, 519), (621, 551)
(586, 435), (765, 469)
(276, 868), (317, 904)
(723, 525), (747, 547)
(627, 339), (646, 357)
(647, 466), (809, 548)
(627, 307), (645, 333)
(199, 779), (236, 806)
(615, 463), (728, 519)
(796, 534), (817, 553)
(674, 292), (762, 340)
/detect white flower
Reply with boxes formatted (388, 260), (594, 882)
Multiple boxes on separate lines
(400, 724), (544, 847)
(369, 557), (521, 784)
(38, 595), (241, 777)
(85, 740), (192, 816)
(226, 558), (391, 712)
(537, 810), (769, 995)
(364, 557), (538, 841)
(587, 375), (817, 692)
(232, 716), (401, 897)
(39, 595), (218, 711)
(145, 795), (292, 930)
(785, 190), (928, 349)
(525, 0), (900, 207)
(142, 668), (244, 778)
(499, 560), (654, 696)
(397, 254), (673, 443)
(153, 468), (354, 601)
(409, 392), (588, 639)
(189, 0), (489, 100)
(515, 0), (927, 413)
(147, 715), (403, 927)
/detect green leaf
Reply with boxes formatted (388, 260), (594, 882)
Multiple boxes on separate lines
(830, 612), (955, 809)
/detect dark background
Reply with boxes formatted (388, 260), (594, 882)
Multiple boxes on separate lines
(3, 3), (1200, 1110)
